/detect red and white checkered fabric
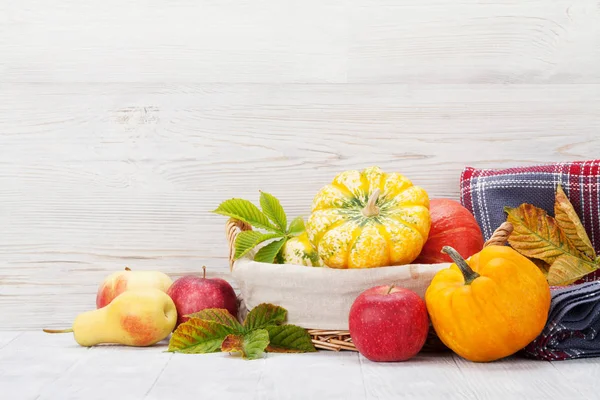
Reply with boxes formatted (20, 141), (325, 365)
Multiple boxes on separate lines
(460, 160), (600, 282)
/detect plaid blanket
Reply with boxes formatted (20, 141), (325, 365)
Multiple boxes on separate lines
(523, 281), (600, 361)
(460, 160), (600, 282)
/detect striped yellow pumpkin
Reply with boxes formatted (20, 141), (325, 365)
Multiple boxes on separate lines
(281, 232), (323, 267)
(306, 166), (431, 269)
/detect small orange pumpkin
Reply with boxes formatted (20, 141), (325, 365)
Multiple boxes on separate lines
(425, 245), (551, 362)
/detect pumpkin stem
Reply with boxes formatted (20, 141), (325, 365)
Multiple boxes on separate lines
(362, 189), (381, 217)
(441, 246), (480, 285)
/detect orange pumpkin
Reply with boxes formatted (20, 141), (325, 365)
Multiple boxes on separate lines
(425, 245), (551, 362)
(415, 199), (483, 264)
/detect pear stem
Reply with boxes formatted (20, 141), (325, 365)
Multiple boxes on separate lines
(202, 265), (206, 279)
(441, 246), (480, 285)
(386, 284), (395, 295)
(362, 189), (381, 217)
(43, 328), (74, 334)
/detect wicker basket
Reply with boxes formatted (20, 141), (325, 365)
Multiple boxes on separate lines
(226, 218), (513, 352)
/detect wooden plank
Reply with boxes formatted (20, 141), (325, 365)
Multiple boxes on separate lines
(37, 341), (173, 400)
(0, 0), (349, 84)
(348, 0), (600, 83)
(549, 357), (600, 396)
(0, 332), (89, 400)
(254, 352), (365, 400)
(145, 352), (266, 400)
(2, 1), (599, 83)
(3, 332), (600, 399)
(452, 354), (588, 399)
(1, 83), (599, 329)
(0, 331), (23, 349)
(360, 352), (478, 399)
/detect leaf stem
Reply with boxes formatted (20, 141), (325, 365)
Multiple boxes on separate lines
(43, 328), (74, 334)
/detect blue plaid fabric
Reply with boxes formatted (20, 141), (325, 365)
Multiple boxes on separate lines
(523, 282), (600, 361)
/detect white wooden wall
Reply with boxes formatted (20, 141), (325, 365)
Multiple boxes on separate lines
(1, 0), (599, 329)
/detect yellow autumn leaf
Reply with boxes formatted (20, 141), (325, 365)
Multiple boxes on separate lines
(554, 184), (596, 261)
(547, 254), (598, 286)
(505, 204), (581, 264)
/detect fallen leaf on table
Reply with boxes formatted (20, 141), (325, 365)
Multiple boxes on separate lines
(266, 325), (317, 353)
(221, 329), (270, 360)
(168, 318), (237, 354)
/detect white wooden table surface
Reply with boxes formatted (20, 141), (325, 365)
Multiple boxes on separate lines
(1, 331), (597, 400)
(2, 0), (600, 398)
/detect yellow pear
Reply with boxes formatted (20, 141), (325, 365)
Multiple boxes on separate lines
(44, 289), (177, 347)
(96, 267), (173, 308)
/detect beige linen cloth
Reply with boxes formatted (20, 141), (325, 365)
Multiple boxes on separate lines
(232, 259), (449, 330)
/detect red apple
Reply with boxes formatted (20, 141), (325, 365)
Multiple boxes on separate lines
(349, 285), (429, 362)
(414, 198), (484, 264)
(167, 267), (238, 327)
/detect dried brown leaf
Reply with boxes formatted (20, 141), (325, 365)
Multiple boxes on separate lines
(554, 184), (596, 261)
(505, 204), (582, 264)
(547, 254), (598, 286)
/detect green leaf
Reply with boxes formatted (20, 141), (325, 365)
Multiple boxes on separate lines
(505, 204), (583, 264)
(254, 238), (287, 263)
(185, 308), (243, 332)
(221, 329), (270, 360)
(213, 198), (277, 232)
(288, 216), (306, 236)
(554, 185), (596, 260)
(260, 191), (287, 232)
(266, 325), (317, 353)
(244, 303), (287, 331)
(168, 319), (234, 354)
(547, 254), (599, 286)
(234, 231), (284, 260)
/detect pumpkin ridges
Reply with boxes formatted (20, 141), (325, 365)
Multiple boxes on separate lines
(319, 221), (362, 269)
(348, 224), (390, 269)
(381, 217), (426, 265)
(311, 184), (358, 212)
(382, 172), (414, 199)
(332, 170), (369, 199)
(376, 224), (393, 267)
(385, 212), (429, 241)
(364, 166), (386, 197)
(308, 167), (431, 268)
(306, 209), (346, 248)
(425, 246), (551, 362)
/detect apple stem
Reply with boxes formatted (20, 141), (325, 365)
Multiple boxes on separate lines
(441, 246), (480, 285)
(386, 284), (395, 295)
(362, 189), (381, 218)
(202, 265), (206, 279)
(125, 266), (131, 271)
(43, 328), (74, 334)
